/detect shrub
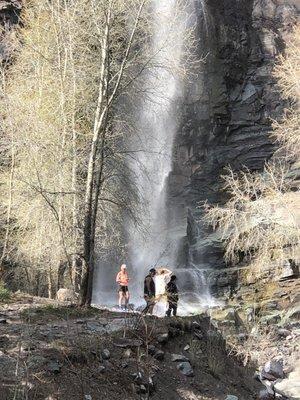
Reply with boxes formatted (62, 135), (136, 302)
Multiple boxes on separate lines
(0, 282), (11, 302)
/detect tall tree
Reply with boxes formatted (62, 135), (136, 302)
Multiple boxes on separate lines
(0, 0), (196, 303)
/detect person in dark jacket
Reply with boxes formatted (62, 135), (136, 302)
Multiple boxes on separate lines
(143, 268), (156, 315)
(166, 275), (178, 317)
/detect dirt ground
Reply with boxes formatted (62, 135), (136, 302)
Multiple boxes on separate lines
(0, 295), (262, 400)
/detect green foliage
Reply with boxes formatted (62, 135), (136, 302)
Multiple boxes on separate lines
(0, 282), (11, 302)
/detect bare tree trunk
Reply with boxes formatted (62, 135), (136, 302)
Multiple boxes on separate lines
(0, 70), (15, 280)
(48, 267), (54, 299)
(57, 261), (67, 290)
(80, 4), (111, 306)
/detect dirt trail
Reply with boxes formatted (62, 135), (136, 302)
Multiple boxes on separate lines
(0, 295), (262, 400)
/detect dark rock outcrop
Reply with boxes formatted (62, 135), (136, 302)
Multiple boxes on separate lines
(168, 0), (299, 295)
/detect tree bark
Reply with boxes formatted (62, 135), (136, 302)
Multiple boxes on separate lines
(80, 3), (111, 306)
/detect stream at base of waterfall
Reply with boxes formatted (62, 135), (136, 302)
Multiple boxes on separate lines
(93, 266), (221, 317)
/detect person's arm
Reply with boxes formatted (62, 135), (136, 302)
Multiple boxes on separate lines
(116, 272), (121, 283)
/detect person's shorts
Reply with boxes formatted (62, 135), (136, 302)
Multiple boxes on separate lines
(118, 285), (129, 293)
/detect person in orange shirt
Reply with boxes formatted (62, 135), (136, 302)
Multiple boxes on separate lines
(116, 264), (130, 310)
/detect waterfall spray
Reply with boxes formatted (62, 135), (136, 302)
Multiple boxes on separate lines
(127, 0), (184, 300)
(126, 0), (221, 313)
(93, 0), (220, 313)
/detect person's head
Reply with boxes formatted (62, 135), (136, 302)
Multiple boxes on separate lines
(170, 275), (177, 282)
(149, 268), (156, 277)
(121, 264), (127, 271)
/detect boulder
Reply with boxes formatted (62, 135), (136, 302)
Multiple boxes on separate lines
(263, 360), (284, 380)
(279, 261), (295, 281)
(277, 328), (291, 338)
(177, 362), (194, 377)
(274, 361), (300, 400)
(56, 288), (77, 302)
(258, 389), (274, 400)
(225, 396), (238, 400)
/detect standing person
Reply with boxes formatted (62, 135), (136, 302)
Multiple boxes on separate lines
(143, 268), (156, 315)
(153, 267), (172, 316)
(166, 275), (179, 317)
(116, 264), (130, 310)
(155, 267), (172, 297)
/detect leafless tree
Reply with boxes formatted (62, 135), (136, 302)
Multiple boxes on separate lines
(0, 0), (198, 302)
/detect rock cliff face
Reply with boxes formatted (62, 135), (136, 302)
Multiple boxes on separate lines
(168, 0), (299, 295)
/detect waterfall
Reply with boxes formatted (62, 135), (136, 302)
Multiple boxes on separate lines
(126, 0), (219, 312)
(127, 0), (185, 301)
(93, 0), (220, 313)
